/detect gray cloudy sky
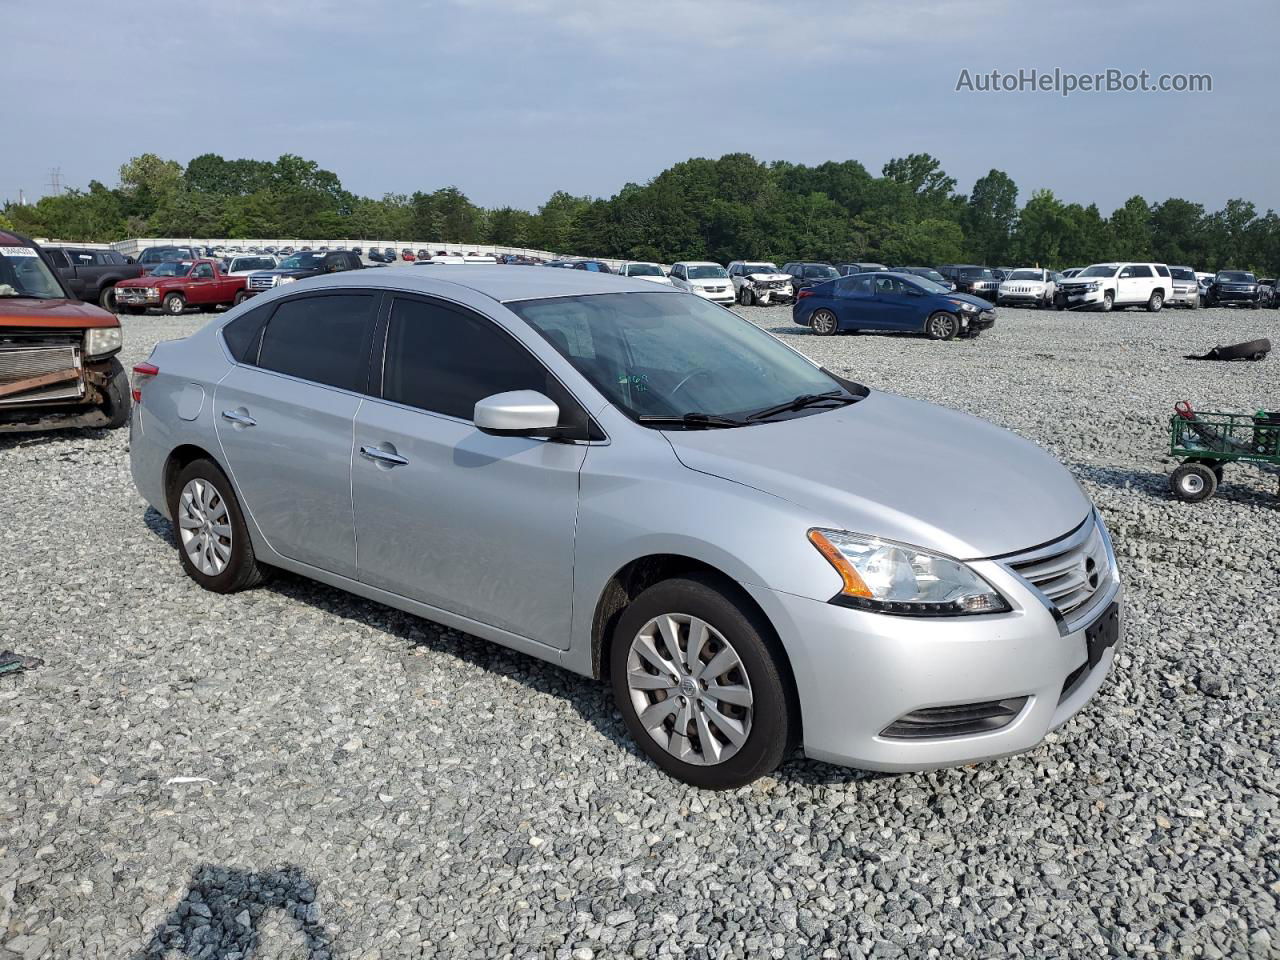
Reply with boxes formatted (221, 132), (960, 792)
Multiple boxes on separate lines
(3, 0), (1274, 214)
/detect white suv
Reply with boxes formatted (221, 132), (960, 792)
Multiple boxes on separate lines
(669, 262), (735, 305)
(727, 261), (794, 306)
(617, 262), (673, 285)
(1056, 262), (1171, 312)
(997, 268), (1059, 308)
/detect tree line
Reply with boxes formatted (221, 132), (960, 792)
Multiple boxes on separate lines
(4, 151), (1278, 272)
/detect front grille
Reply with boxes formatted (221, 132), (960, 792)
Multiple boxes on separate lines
(116, 288), (153, 304)
(1006, 517), (1110, 620)
(881, 697), (1028, 739)
(0, 345), (83, 405)
(249, 275), (276, 290)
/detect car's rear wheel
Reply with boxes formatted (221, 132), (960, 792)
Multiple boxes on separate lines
(169, 459), (267, 593)
(162, 292), (186, 316)
(925, 311), (958, 340)
(809, 309), (838, 336)
(610, 575), (793, 789)
(1148, 291), (1163, 312)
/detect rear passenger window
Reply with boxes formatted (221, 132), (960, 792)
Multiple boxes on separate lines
(382, 297), (590, 436)
(221, 303), (273, 363)
(837, 276), (871, 295)
(1155, 264), (1170, 277)
(256, 294), (376, 391)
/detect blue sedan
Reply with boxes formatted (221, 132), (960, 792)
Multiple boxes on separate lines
(792, 271), (996, 340)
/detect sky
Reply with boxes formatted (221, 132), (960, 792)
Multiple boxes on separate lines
(3, 0), (1276, 215)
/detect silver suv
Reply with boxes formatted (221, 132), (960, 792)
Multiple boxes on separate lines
(129, 268), (1123, 788)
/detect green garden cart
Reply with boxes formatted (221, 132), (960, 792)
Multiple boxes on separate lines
(1168, 400), (1280, 502)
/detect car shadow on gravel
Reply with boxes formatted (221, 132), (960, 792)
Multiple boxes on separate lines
(0, 426), (115, 452)
(1072, 462), (1280, 508)
(141, 508), (898, 789)
(132, 864), (332, 959)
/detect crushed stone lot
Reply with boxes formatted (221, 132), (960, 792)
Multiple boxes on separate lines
(2, 302), (1278, 959)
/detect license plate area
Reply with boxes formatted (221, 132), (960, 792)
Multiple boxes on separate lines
(1085, 601), (1120, 668)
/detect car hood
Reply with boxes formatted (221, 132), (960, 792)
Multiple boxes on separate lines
(116, 275), (185, 287)
(947, 292), (993, 310)
(665, 391), (1090, 560)
(0, 297), (117, 330)
(633, 275), (673, 285)
(687, 277), (730, 286)
(999, 279), (1047, 289)
(746, 272), (792, 283)
(253, 268), (318, 278)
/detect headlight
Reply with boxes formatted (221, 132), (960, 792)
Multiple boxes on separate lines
(277, 276), (296, 285)
(84, 327), (123, 358)
(950, 300), (978, 312)
(807, 529), (1009, 616)
(1085, 282), (1100, 292)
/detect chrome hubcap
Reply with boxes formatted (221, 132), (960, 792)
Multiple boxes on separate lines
(1182, 474), (1205, 495)
(626, 613), (753, 766)
(178, 478), (232, 576)
(814, 312), (834, 333)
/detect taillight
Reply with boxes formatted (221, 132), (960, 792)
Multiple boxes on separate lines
(797, 289), (813, 299)
(131, 362), (158, 403)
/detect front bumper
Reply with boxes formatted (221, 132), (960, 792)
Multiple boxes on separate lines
(693, 288), (736, 305)
(1213, 291), (1258, 305)
(743, 551), (1123, 772)
(1060, 289), (1105, 309)
(1168, 288), (1198, 306)
(115, 288), (161, 306)
(997, 293), (1046, 306)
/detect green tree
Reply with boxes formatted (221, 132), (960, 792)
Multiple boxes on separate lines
(964, 170), (1018, 264)
(1108, 196), (1153, 259)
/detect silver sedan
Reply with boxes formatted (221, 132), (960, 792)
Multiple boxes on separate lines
(129, 267), (1123, 789)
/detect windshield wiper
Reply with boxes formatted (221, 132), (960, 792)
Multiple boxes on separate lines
(636, 412), (747, 429)
(746, 391), (857, 422)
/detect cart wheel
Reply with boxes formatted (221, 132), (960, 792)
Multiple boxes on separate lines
(1188, 458), (1225, 483)
(1171, 463), (1217, 503)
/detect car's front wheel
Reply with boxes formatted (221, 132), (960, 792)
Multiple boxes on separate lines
(925, 311), (958, 340)
(809, 309), (838, 336)
(610, 575), (793, 789)
(1101, 291), (1114, 312)
(98, 286), (118, 312)
(169, 458), (267, 593)
(162, 292), (186, 316)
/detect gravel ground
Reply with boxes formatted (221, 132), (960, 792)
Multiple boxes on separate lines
(1, 302), (1277, 959)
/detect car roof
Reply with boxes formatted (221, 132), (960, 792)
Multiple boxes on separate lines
(674, 261), (721, 267)
(283, 264), (674, 303)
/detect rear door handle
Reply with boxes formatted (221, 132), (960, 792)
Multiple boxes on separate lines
(360, 444), (408, 467)
(221, 409), (257, 426)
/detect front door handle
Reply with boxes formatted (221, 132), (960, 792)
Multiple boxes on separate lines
(360, 444), (409, 467)
(221, 409), (256, 427)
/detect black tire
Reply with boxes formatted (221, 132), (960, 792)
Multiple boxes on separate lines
(101, 357), (131, 429)
(809, 309), (838, 336)
(168, 458), (268, 593)
(1204, 293), (1216, 308)
(1100, 291), (1114, 312)
(1170, 462), (1217, 503)
(1188, 459), (1225, 484)
(1054, 293), (1066, 311)
(1147, 291), (1163, 312)
(162, 292), (186, 316)
(233, 290), (251, 307)
(925, 311), (958, 340)
(609, 574), (794, 789)
(98, 286), (118, 313)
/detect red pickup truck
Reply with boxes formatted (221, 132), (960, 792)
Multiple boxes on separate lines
(113, 259), (249, 316)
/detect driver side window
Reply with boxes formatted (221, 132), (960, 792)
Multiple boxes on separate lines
(193, 263), (214, 279)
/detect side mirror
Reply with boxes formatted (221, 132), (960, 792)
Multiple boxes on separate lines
(474, 390), (561, 437)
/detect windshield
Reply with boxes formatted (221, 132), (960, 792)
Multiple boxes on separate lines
(1077, 265), (1118, 278)
(140, 247), (189, 263)
(148, 261), (193, 277)
(687, 265), (729, 280)
(743, 264), (778, 274)
(1217, 271), (1255, 283)
(279, 253), (326, 269)
(1008, 269), (1041, 281)
(912, 269), (947, 283)
(231, 257), (275, 271)
(508, 292), (851, 423)
(625, 263), (664, 277)
(1169, 267), (1196, 280)
(0, 246), (66, 299)
(959, 268), (994, 280)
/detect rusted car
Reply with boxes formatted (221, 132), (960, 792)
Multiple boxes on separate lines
(0, 231), (130, 432)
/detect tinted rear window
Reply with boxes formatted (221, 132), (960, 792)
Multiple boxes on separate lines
(256, 294), (376, 391)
